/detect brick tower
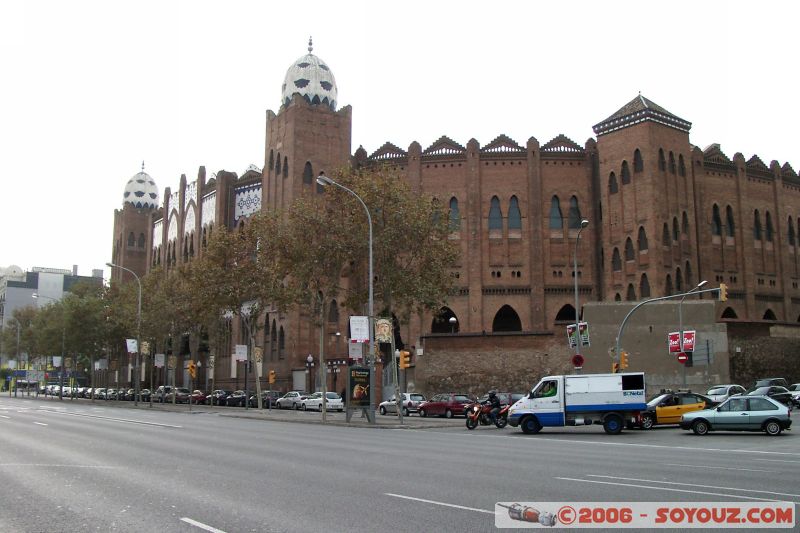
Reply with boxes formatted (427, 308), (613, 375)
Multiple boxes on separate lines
(111, 163), (160, 283)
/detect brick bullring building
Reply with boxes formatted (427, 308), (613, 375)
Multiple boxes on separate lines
(111, 41), (800, 394)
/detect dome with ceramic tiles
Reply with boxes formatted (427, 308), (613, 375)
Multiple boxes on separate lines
(123, 166), (159, 209)
(281, 38), (337, 111)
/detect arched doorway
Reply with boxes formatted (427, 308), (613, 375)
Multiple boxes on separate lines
(431, 307), (459, 334)
(721, 307), (738, 319)
(554, 304), (576, 323)
(492, 305), (522, 332)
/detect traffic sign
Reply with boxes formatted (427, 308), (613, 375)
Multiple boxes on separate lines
(571, 354), (584, 368)
(677, 352), (688, 364)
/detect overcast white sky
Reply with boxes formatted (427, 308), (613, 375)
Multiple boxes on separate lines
(1, 1), (798, 279)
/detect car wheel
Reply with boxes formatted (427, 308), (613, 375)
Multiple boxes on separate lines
(318, 404), (323, 412)
(338, 409), (343, 413)
(403, 407), (410, 417)
(692, 419), (710, 436)
(520, 415), (541, 434)
(419, 408), (427, 418)
(379, 406), (387, 415)
(641, 414), (655, 430)
(302, 403), (307, 411)
(603, 414), (623, 435)
(764, 420), (782, 436)
(293, 402), (299, 410)
(444, 409), (453, 419)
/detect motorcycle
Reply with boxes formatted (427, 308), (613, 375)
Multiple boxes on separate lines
(465, 401), (509, 429)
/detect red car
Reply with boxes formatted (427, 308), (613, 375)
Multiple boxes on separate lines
(418, 393), (473, 418)
(190, 390), (207, 404)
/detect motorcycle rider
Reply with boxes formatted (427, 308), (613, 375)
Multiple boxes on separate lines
(486, 390), (502, 424)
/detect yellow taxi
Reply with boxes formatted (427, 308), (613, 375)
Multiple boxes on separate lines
(637, 391), (717, 429)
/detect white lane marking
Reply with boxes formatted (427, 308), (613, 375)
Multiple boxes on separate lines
(663, 463), (775, 473)
(754, 458), (800, 464)
(0, 415), (9, 419)
(33, 422), (48, 426)
(180, 517), (227, 533)
(0, 464), (116, 468)
(587, 475), (800, 499)
(37, 409), (182, 428)
(385, 493), (494, 514)
(555, 478), (785, 502)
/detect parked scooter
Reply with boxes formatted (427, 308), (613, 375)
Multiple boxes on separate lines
(465, 401), (509, 429)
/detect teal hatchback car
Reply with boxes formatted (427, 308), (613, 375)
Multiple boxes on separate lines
(680, 395), (791, 436)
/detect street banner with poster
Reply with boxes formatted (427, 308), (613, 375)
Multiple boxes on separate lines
(566, 322), (590, 348)
(348, 365), (370, 408)
(375, 318), (392, 343)
(234, 344), (248, 361)
(154, 354), (165, 368)
(349, 316), (369, 343)
(126, 339), (138, 353)
(348, 342), (362, 360)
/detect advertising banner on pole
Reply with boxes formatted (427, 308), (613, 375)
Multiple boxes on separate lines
(126, 339), (138, 353)
(668, 330), (696, 353)
(154, 354), (165, 368)
(348, 342), (362, 360)
(52, 356), (62, 368)
(566, 322), (590, 348)
(348, 365), (370, 407)
(349, 316), (370, 343)
(234, 345), (248, 361)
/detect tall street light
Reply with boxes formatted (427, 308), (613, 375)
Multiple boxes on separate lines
(679, 280), (707, 384)
(107, 263), (142, 406)
(32, 293), (66, 400)
(316, 173), (376, 422)
(573, 219), (589, 373)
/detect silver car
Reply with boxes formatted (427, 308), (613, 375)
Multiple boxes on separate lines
(705, 384), (746, 403)
(379, 393), (426, 416)
(680, 395), (792, 436)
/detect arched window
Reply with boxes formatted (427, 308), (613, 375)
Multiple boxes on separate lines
(189, 234), (194, 258)
(678, 154), (686, 177)
(763, 309), (777, 321)
(282, 156), (288, 178)
(682, 212), (689, 236)
(492, 305), (522, 332)
(612, 248), (622, 271)
(626, 284), (636, 301)
(554, 304), (577, 323)
(548, 196), (563, 229)
(268, 150), (274, 172)
(614, 293), (622, 302)
(608, 172), (619, 194)
(640, 274), (651, 298)
(673, 218), (679, 241)
(431, 307), (458, 333)
(508, 196), (522, 230)
(726, 206), (735, 237)
(788, 217), (796, 246)
(637, 227), (648, 252)
(567, 196), (582, 229)
(127, 232), (135, 246)
(328, 300), (339, 323)
(624, 238), (635, 261)
(712, 205), (722, 236)
(278, 326), (285, 358)
(488, 196), (503, 231)
(669, 151), (676, 174)
(658, 149), (666, 171)
(138, 232), (145, 248)
(721, 307), (738, 319)
(633, 149), (643, 172)
(202, 227), (207, 248)
(303, 162), (313, 184)
(183, 239), (189, 262)
(685, 261), (692, 288)
(754, 210), (762, 240)
(621, 161), (631, 184)
(275, 152), (281, 174)
(270, 319), (277, 359)
(662, 223), (670, 246)
(675, 267), (683, 292)
(765, 212), (774, 242)
(449, 197), (461, 231)
(665, 274), (673, 295)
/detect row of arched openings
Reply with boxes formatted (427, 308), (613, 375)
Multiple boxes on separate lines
(268, 150), (289, 179)
(548, 196), (584, 231)
(489, 196), (522, 232)
(432, 305), (522, 333)
(127, 232), (146, 248)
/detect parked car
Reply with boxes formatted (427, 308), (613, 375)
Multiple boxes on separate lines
(248, 390), (281, 408)
(418, 393), (473, 418)
(138, 389), (152, 402)
(637, 391), (717, 429)
(205, 389), (232, 406)
(379, 393), (427, 416)
(788, 384), (800, 406)
(754, 378), (789, 389)
(680, 395), (792, 436)
(744, 386), (793, 406)
(705, 384), (746, 403)
(276, 391), (308, 410)
(302, 392), (344, 412)
(168, 387), (191, 404)
(190, 390), (207, 404)
(93, 388), (106, 399)
(225, 390), (248, 407)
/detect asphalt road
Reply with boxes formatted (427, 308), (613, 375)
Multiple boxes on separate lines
(1, 395), (797, 532)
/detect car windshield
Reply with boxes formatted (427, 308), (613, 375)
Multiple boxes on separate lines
(647, 394), (669, 407)
(325, 392), (339, 399)
(789, 384), (800, 392)
(706, 387), (728, 395)
(454, 395), (471, 402)
(410, 394), (425, 401)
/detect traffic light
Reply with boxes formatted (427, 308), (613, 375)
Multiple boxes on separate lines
(718, 283), (727, 302)
(612, 362), (619, 373)
(620, 351), (629, 370)
(399, 350), (411, 369)
(188, 360), (197, 379)
(269, 370), (276, 384)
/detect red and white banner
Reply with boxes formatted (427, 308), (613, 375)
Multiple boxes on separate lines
(668, 330), (695, 353)
(495, 502), (794, 529)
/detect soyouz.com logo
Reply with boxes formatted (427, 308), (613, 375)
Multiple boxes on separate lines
(495, 502), (795, 528)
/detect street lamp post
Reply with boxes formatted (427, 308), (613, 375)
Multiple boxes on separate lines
(573, 219), (589, 374)
(679, 280), (707, 385)
(106, 263), (142, 406)
(448, 316), (457, 334)
(306, 354), (314, 392)
(32, 293), (66, 400)
(316, 173), (376, 423)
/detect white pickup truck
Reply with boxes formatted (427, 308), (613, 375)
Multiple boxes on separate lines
(507, 372), (647, 434)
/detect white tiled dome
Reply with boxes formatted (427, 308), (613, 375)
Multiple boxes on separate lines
(281, 38), (337, 111)
(123, 170), (159, 209)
